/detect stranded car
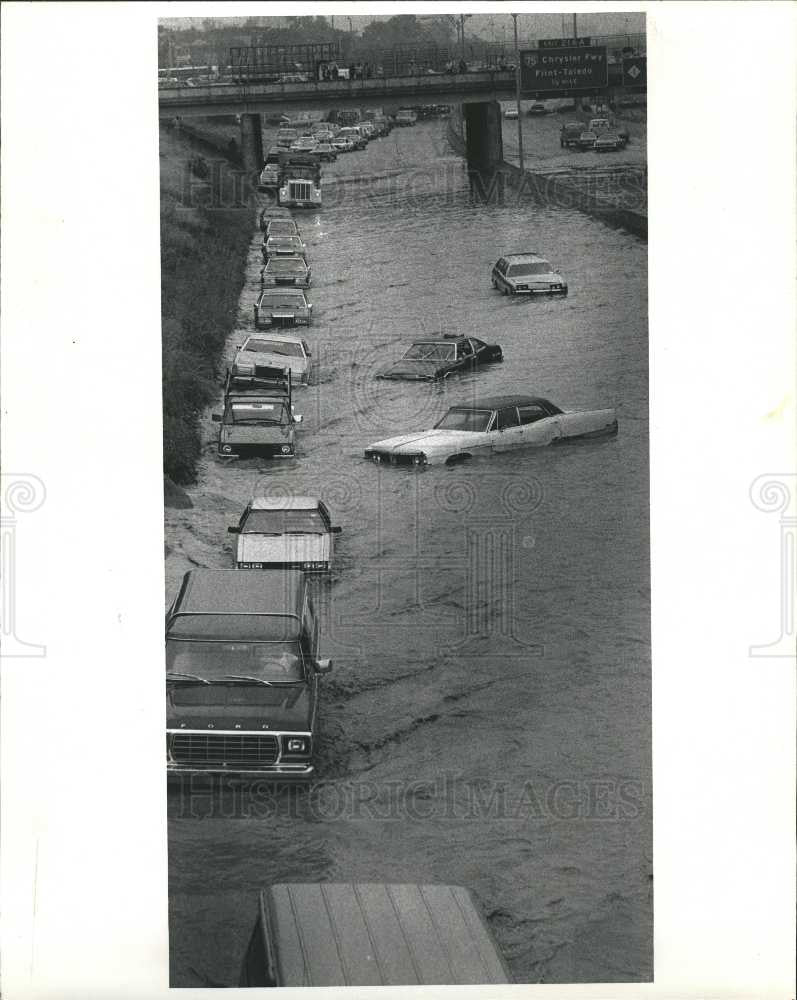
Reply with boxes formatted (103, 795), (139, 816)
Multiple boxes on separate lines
(491, 253), (568, 295)
(228, 496), (341, 571)
(314, 142), (337, 162)
(166, 569), (331, 780)
(239, 883), (511, 987)
(364, 395), (617, 466)
(577, 129), (598, 150)
(503, 106), (518, 119)
(234, 333), (313, 385)
(560, 122), (584, 148)
(253, 287), (312, 329)
(262, 255), (312, 288)
(213, 373), (302, 458)
(594, 132), (623, 152)
(377, 336), (502, 381)
(262, 234), (307, 261)
(528, 102), (547, 115)
(261, 215), (300, 237)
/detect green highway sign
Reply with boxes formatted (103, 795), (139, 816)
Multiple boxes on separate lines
(520, 46), (608, 93)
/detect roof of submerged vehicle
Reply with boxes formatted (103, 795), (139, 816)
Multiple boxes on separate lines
(260, 883), (510, 986)
(173, 569), (305, 617)
(244, 332), (306, 345)
(249, 496), (319, 511)
(502, 252), (547, 262)
(451, 395), (558, 411)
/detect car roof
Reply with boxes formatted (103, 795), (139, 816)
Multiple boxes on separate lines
(244, 331), (304, 344)
(411, 336), (468, 345)
(249, 496), (319, 511)
(260, 883), (510, 986)
(451, 395), (555, 410)
(173, 569), (304, 616)
(502, 253), (548, 263)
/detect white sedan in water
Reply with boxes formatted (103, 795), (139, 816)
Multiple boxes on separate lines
(364, 395), (617, 466)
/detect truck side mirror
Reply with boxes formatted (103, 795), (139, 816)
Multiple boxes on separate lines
(211, 413), (222, 422)
(227, 526), (239, 534)
(316, 658), (333, 674)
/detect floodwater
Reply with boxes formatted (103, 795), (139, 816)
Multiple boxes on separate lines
(165, 119), (651, 986)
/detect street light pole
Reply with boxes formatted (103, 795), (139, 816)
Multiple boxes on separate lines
(512, 13), (524, 174)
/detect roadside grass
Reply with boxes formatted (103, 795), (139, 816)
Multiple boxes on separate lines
(160, 126), (252, 484)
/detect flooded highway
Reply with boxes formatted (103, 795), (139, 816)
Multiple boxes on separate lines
(166, 118), (651, 985)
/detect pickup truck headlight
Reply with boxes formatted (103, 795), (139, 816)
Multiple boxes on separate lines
(282, 735), (311, 755)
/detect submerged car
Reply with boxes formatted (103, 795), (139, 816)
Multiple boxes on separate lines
(377, 336), (502, 381)
(228, 496), (341, 571)
(234, 333), (313, 385)
(364, 395), (617, 466)
(253, 287), (312, 329)
(491, 253), (568, 295)
(560, 121), (584, 148)
(262, 255), (312, 288)
(262, 234), (307, 261)
(594, 132), (623, 152)
(577, 129), (598, 150)
(261, 215), (300, 237)
(331, 136), (355, 153)
(314, 142), (337, 162)
(239, 883), (511, 987)
(166, 569), (332, 779)
(528, 102), (547, 115)
(213, 377), (302, 459)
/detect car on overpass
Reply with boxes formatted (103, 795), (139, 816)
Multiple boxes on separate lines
(491, 253), (568, 296)
(503, 106), (518, 120)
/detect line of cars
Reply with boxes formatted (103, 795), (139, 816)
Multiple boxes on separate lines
(166, 124), (620, 982)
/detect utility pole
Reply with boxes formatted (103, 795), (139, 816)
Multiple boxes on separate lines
(512, 13), (524, 174)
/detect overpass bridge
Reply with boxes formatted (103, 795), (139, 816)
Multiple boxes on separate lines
(157, 70), (517, 119)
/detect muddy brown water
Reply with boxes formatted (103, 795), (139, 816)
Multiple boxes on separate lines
(166, 119), (651, 986)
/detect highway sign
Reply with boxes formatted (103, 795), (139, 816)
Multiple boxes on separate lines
(520, 46), (608, 93)
(622, 56), (647, 88)
(539, 37), (591, 49)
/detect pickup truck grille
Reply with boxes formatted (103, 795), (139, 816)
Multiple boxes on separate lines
(170, 733), (279, 767)
(289, 181), (312, 201)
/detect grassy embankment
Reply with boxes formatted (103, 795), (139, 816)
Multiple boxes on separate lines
(159, 124), (253, 484)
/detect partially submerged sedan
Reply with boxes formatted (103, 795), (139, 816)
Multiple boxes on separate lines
(377, 336), (502, 381)
(228, 496), (341, 571)
(364, 395), (617, 466)
(260, 214), (300, 236)
(253, 287), (312, 329)
(491, 253), (568, 296)
(262, 254), (312, 288)
(234, 333), (313, 385)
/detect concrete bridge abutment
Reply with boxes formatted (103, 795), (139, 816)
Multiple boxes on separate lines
(463, 100), (505, 201)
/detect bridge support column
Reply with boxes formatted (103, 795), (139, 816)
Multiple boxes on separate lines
(463, 101), (505, 202)
(240, 113), (263, 176)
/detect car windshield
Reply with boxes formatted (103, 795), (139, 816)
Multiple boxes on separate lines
(435, 407), (493, 432)
(259, 290), (305, 306)
(243, 339), (304, 357)
(268, 258), (304, 273)
(508, 262), (551, 276)
(166, 638), (304, 683)
(242, 509), (325, 533)
(269, 237), (301, 248)
(228, 401), (287, 424)
(402, 343), (456, 361)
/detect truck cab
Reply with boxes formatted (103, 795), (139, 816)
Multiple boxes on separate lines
(277, 152), (322, 209)
(213, 369), (302, 458)
(166, 570), (331, 779)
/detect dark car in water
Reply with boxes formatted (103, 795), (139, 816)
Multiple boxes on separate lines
(166, 569), (332, 779)
(239, 883), (511, 986)
(377, 336), (502, 381)
(560, 121), (584, 148)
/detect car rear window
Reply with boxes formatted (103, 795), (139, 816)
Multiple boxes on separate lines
(242, 509), (325, 534)
(403, 343), (455, 361)
(508, 262), (550, 276)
